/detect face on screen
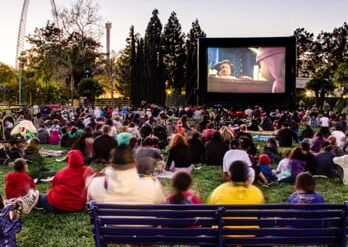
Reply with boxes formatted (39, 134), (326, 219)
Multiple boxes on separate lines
(207, 47), (286, 93)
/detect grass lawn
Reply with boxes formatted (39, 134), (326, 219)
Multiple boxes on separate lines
(1, 144), (348, 246)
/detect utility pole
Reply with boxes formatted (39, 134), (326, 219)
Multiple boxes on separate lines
(105, 21), (114, 106)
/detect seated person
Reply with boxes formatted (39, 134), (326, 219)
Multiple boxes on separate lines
(288, 172), (324, 204)
(205, 132), (229, 166)
(87, 145), (165, 204)
(208, 160), (264, 204)
(37, 150), (94, 212)
(256, 154), (277, 184)
(166, 172), (201, 204)
(166, 134), (193, 173)
(5, 158), (36, 199)
(24, 138), (53, 180)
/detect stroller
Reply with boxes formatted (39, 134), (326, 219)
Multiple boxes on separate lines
(0, 202), (22, 247)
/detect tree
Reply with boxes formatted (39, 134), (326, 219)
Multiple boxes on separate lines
(306, 76), (335, 110)
(162, 12), (186, 94)
(78, 77), (104, 106)
(185, 19), (206, 104)
(0, 62), (17, 103)
(293, 28), (314, 77)
(334, 62), (348, 94)
(144, 9), (165, 105)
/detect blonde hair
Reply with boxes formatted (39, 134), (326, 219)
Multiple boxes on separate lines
(219, 126), (234, 143)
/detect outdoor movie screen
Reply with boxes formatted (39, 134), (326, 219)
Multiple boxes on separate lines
(207, 46), (286, 93)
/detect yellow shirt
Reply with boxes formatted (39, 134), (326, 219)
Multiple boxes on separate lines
(208, 182), (264, 237)
(208, 182), (264, 204)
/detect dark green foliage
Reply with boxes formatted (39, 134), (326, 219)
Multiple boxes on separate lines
(78, 77), (104, 106)
(185, 19), (206, 104)
(162, 12), (186, 94)
(144, 9), (165, 105)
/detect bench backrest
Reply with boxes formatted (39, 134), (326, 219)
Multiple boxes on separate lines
(88, 202), (348, 247)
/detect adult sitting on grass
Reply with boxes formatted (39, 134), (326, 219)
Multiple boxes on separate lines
(87, 144), (165, 204)
(166, 133), (193, 173)
(36, 150), (94, 212)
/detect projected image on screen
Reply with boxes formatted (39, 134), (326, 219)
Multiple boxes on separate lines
(207, 47), (286, 93)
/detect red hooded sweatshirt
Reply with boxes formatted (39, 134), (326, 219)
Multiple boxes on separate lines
(47, 150), (94, 212)
(5, 171), (36, 199)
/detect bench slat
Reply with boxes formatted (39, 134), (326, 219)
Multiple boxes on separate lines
(223, 218), (341, 227)
(99, 226), (217, 236)
(102, 235), (218, 244)
(223, 236), (340, 245)
(97, 209), (217, 217)
(93, 203), (344, 210)
(222, 227), (340, 236)
(222, 209), (342, 217)
(98, 217), (215, 226)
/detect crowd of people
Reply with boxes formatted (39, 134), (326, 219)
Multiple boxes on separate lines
(0, 103), (347, 214)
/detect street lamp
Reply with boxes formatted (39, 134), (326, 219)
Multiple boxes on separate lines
(105, 21), (114, 106)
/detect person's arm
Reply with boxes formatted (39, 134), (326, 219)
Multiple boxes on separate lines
(166, 149), (173, 171)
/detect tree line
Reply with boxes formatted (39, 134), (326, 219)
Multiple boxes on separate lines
(294, 23), (348, 110)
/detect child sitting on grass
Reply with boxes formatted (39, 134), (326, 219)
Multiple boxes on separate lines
(166, 171), (201, 204)
(5, 158), (36, 199)
(257, 154), (277, 184)
(287, 172), (325, 204)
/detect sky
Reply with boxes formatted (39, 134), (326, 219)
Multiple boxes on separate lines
(0, 0), (347, 67)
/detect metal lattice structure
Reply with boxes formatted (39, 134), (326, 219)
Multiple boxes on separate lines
(15, 0), (59, 68)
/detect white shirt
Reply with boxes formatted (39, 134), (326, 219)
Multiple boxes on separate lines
(223, 149), (255, 185)
(319, 116), (329, 127)
(331, 130), (346, 148)
(87, 167), (165, 204)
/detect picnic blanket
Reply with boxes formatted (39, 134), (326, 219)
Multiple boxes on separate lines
(39, 149), (65, 158)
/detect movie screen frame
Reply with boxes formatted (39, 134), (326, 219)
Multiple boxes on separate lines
(197, 37), (296, 107)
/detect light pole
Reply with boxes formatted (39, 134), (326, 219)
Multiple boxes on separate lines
(105, 21), (114, 106)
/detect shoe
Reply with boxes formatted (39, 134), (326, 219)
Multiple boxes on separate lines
(40, 176), (54, 182)
(17, 189), (40, 214)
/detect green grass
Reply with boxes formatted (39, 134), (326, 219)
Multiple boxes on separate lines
(1, 144), (347, 246)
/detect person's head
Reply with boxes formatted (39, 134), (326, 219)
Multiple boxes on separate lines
(172, 171), (192, 193)
(13, 158), (28, 172)
(300, 141), (310, 152)
(117, 132), (132, 146)
(28, 138), (40, 149)
(136, 157), (155, 176)
(111, 144), (135, 170)
(239, 124), (247, 132)
(295, 172), (316, 193)
(290, 147), (305, 161)
(327, 135), (337, 146)
(102, 125), (111, 135)
(219, 126), (234, 142)
(211, 131), (222, 141)
(169, 171), (193, 204)
(67, 150), (85, 168)
(258, 154), (271, 165)
(169, 133), (188, 149)
(229, 160), (250, 184)
(230, 139), (240, 149)
(214, 60), (234, 76)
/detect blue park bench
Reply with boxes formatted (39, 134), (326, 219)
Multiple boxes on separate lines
(87, 201), (348, 247)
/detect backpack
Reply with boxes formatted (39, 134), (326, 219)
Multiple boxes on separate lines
(0, 204), (22, 247)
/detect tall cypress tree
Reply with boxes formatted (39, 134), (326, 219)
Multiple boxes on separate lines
(135, 37), (145, 105)
(185, 19), (206, 104)
(114, 26), (136, 98)
(162, 11), (186, 94)
(144, 9), (165, 105)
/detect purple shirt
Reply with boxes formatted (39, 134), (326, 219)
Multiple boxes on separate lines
(287, 192), (325, 204)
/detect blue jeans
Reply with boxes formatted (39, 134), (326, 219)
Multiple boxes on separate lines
(38, 194), (60, 212)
